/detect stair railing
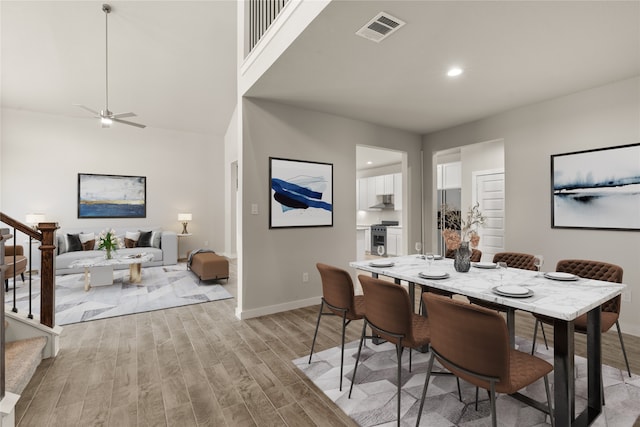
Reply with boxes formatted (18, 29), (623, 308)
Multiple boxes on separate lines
(0, 213), (59, 327)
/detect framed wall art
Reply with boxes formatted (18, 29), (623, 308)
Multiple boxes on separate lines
(78, 173), (147, 218)
(551, 142), (640, 231)
(269, 157), (333, 228)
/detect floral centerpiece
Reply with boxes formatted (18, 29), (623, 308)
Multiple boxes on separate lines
(441, 203), (486, 272)
(97, 229), (122, 259)
(441, 202), (486, 250)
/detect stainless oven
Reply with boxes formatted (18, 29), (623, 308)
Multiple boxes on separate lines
(370, 221), (399, 256)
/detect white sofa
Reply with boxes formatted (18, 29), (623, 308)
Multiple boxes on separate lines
(55, 228), (178, 275)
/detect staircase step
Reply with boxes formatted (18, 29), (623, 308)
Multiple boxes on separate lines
(5, 337), (46, 395)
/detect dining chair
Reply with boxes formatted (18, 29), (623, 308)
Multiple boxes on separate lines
(445, 248), (482, 262)
(417, 293), (554, 427)
(467, 252), (537, 312)
(349, 275), (433, 426)
(309, 263), (365, 391)
(531, 259), (631, 377)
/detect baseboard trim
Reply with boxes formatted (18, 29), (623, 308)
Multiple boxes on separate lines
(236, 296), (319, 320)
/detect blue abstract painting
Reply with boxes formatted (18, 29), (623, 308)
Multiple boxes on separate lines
(78, 174), (146, 218)
(270, 158), (333, 228)
(552, 143), (640, 230)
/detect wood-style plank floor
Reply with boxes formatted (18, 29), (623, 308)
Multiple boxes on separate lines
(14, 260), (640, 426)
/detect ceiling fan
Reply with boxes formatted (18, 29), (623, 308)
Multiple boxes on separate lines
(74, 4), (145, 129)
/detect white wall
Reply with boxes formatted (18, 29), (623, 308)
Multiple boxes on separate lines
(424, 77), (640, 336)
(238, 98), (422, 317)
(1, 108), (225, 255)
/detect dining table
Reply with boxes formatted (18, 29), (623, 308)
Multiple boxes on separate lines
(349, 255), (627, 427)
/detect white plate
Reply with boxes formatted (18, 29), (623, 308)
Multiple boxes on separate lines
(544, 272), (578, 281)
(369, 261), (394, 268)
(492, 286), (534, 298)
(473, 262), (497, 269)
(418, 271), (449, 280)
(433, 254), (443, 260)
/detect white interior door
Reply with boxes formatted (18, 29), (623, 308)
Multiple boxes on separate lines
(473, 170), (505, 262)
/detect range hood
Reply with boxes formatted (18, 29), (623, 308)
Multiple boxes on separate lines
(370, 194), (394, 209)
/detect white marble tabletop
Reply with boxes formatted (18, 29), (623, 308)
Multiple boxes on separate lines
(350, 255), (626, 321)
(70, 252), (154, 268)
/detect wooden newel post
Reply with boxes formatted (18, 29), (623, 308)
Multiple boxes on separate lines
(38, 223), (59, 328)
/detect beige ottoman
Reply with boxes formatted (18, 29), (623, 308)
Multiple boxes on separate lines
(188, 251), (229, 282)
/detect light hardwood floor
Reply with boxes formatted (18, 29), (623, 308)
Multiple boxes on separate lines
(14, 261), (640, 426)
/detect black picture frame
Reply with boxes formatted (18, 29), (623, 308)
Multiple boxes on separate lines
(78, 173), (147, 218)
(551, 143), (640, 231)
(269, 157), (333, 228)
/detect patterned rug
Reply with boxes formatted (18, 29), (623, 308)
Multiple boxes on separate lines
(294, 337), (640, 426)
(5, 264), (233, 325)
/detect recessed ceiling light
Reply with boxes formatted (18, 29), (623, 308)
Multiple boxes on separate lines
(367, 161), (373, 165)
(447, 67), (463, 77)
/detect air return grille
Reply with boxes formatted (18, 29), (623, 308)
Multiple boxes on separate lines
(356, 12), (405, 43)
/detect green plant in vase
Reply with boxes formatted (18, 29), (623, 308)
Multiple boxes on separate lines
(98, 229), (122, 259)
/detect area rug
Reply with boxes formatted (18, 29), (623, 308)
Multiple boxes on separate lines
(5, 264), (233, 325)
(294, 337), (640, 426)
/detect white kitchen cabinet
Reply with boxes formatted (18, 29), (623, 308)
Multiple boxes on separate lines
(367, 177), (379, 209)
(386, 227), (403, 256)
(437, 162), (462, 189)
(374, 175), (385, 195)
(393, 173), (402, 211)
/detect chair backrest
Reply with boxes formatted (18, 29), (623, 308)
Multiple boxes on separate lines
(423, 293), (510, 381)
(556, 259), (623, 313)
(316, 263), (357, 315)
(492, 252), (536, 271)
(358, 275), (413, 341)
(445, 248), (482, 262)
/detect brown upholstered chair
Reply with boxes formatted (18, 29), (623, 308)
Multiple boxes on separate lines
(4, 245), (27, 291)
(467, 252), (537, 312)
(445, 248), (482, 262)
(309, 263), (365, 391)
(349, 275), (431, 426)
(531, 259), (630, 377)
(417, 293), (554, 427)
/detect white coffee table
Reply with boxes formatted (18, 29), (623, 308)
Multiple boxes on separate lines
(69, 253), (154, 291)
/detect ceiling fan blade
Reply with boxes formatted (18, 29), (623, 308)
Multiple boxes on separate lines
(113, 118), (146, 128)
(111, 112), (136, 119)
(73, 104), (100, 116)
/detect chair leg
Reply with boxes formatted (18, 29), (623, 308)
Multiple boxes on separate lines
(544, 375), (555, 427)
(396, 342), (403, 426)
(416, 353), (436, 426)
(475, 386), (479, 410)
(540, 322), (549, 349)
(489, 382), (497, 427)
(615, 320), (632, 377)
(531, 319), (539, 355)
(21, 273), (25, 282)
(409, 348), (412, 372)
(456, 378), (462, 402)
(348, 321), (368, 399)
(308, 300), (325, 364)
(339, 313), (347, 391)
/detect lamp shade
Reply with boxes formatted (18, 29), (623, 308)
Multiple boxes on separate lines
(25, 213), (45, 225)
(178, 213), (192, 222)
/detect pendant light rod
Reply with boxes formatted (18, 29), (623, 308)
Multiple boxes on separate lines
(103, 3), (111, 114)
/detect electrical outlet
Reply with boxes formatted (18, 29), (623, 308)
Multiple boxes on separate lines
(204, 241), (209, 247)
(622, 291), (631, 303)
(251, 204), (259, 215)
(302, 272), (309, 283)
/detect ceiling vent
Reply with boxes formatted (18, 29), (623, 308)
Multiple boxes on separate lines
(356, 12), (405, 43)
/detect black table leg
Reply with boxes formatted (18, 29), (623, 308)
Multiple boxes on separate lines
(553, 319), (575, 427)
(506, 308), (515, 349)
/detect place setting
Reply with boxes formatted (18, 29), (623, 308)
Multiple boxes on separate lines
(490, 261), (535, 298)
(417, 252), (449, 280)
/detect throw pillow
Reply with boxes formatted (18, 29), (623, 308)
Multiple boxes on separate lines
(137, 230), (153, 247)
(151, 231), (161, 249)
(57, 234), (67, 255)
(79, 233), (96, 250)
(125, 231), (140, 248)
(66, 233), (83, 253)
(81, 239), (95, 251)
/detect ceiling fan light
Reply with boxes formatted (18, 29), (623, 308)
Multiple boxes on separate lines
(101, 117), (113, 126)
